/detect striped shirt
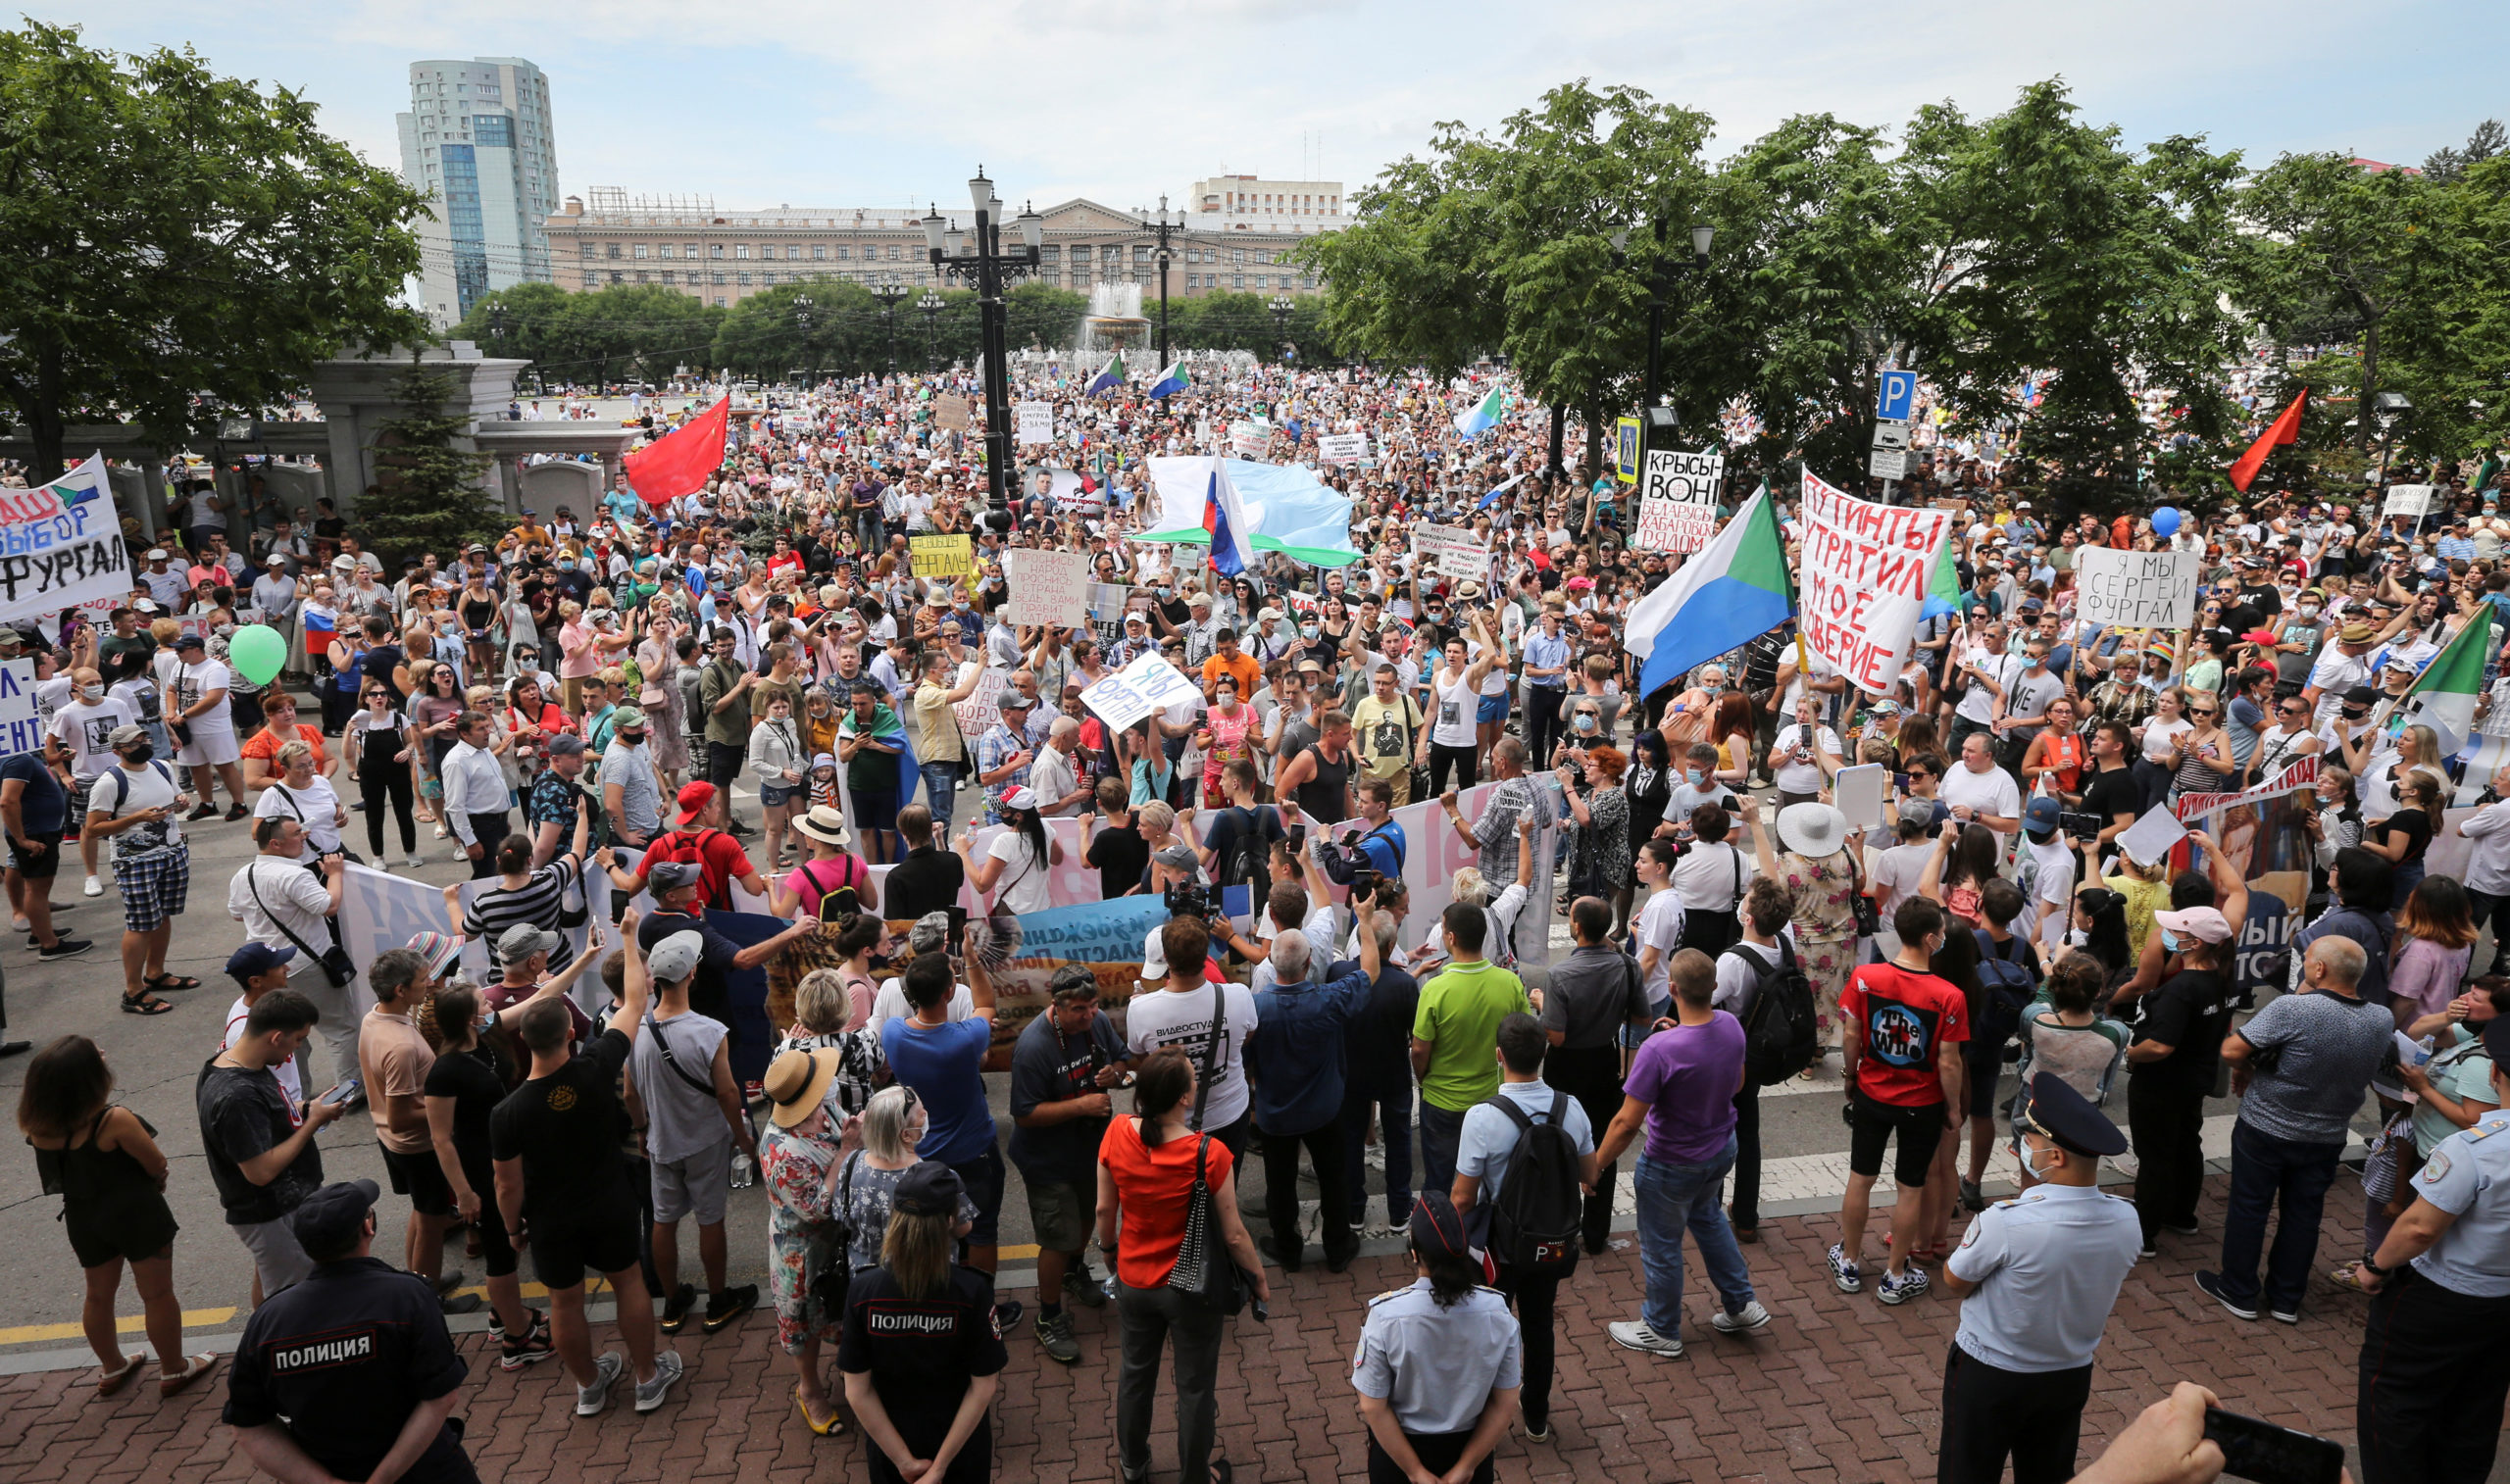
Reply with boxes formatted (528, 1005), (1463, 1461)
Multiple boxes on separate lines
(459, 855), (584, 974)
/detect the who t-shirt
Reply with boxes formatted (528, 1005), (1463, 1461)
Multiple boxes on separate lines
(1839, 963), (1969, 1108)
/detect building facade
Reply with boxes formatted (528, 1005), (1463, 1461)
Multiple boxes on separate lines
(544, 193), (1330, 310)
(1187, 174), (1349, 234)
(397, 57), (562, 327)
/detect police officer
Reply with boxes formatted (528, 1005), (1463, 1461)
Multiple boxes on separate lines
(838, 1162), (1009, 1484)
(1350, 1193), (1523, 1484)
(1935, 1072), (2141, 1484)
(2355, 1014), (2510, 1484)
(223, 1179), (476, 1484)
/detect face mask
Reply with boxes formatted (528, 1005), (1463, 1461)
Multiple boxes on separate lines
(1300, 623), (1320, 640)
(121, 745), (154, 767)
(2021, 1140), (2063, 1182)
(2299, 605), (2320, 619)
(1684, 767), (1705, 785)
(1575, 716), (1598, 734)
(80, 684), (104, 702)
(2160, 927), (2182, 955)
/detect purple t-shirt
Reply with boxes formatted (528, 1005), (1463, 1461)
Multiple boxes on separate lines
(1623, 1013), (1746, 1164)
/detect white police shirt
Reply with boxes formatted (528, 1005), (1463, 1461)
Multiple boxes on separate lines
(1944, 1182), (2140, 1372)
(1349, 1278), (1523, 1435)
(2408, 1109), (2510, 1297)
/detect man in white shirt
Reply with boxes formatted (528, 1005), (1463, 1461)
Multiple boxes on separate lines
(2017, 800), (2080, 955)
(1125, 915), (1263, 1160)
(1949, 621), (2023, 757)
(438, 711), (514, 878)
(2303, 621), (2379, 728)
(2459, 764), (2510, 978)
(1940, 732), (2024, 834)
(228, 816), (358, 1085)
(45, 668), (137, 897)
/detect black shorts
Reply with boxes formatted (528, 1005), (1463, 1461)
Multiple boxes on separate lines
(468, 1179), (519, 1281)
(7, 829), (62, 880)
(527, 1195), (640, 1292)
(381, 1143), (457, 1218)
(1846, 1091), (1949, 1187)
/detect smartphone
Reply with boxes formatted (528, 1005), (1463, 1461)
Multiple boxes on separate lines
(319, 1077), (362, 1108)
(2201, 1409), (2344, 1484)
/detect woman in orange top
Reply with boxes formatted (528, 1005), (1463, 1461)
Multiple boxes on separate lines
(2018, 695), (2088, 805)
(238, 690), (333, 798)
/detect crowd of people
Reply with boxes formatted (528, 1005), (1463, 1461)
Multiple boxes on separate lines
(8, 362), (2510, 1484)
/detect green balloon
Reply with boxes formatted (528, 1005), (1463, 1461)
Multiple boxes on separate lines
(228, 624), (287, 686)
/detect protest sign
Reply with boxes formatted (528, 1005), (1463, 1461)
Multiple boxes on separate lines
(1833, 763), (1888, 834)
(954, 667), (1009, 739)
(1004, 548), (1090, 627)
(2116, 805), (2188, 868)
(2075, 548), (2200, 630)
(1795, 471), (1955, 692)
(2172, 753), (2320, 823)
(2383, 484), (2434, 519)
(910, 534), (974, 578)
(0, 659), (38, 757)
(1016, 401), (1055, 445)
(0, 453), (130, 629)
(1412, 525), (1490, 584)
(1318, 432), (1368, 465)
(1087, 582), (1130, 647)
(934, 395), (971, 432)
(1633, 449), (1724, 554)
(1230, 420), (1271, 458)
(1080, 650), (1203, 734)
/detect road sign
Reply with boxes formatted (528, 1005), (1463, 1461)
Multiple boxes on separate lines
(1615, 416), (1641, 484)
(1871, 420), (1909, 451)
(1877, 370), (1917, 423)
(1869, 449), (1908, 481)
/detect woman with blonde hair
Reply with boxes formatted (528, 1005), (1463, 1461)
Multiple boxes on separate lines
(839, 1163), (1005, 1484)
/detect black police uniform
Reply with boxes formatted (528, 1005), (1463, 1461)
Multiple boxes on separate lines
(222, 1257), (475, 1484)
(837, 1263), (1009, 1484)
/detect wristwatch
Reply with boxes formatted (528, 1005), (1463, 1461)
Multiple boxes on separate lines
(2362, 1258), (2394, 1279)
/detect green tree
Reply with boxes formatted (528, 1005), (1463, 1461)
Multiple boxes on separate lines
(451, 282), (577, 382)
(361, 365), (500, 564)
(563, 285), (722, 387)
(0, 21), (425, 478)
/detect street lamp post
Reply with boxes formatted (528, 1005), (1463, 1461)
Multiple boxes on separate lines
(1269, 296), (1294, 364)
(1610, 217), (1714, 466)
(2373, 389), (2414, 493)
(792, 294), (815, 386)
(1133, 196), (1186, 370)
(918, 289), (945, 373)
(872, 281), (908, 379)
(923, 169), (1044, 523)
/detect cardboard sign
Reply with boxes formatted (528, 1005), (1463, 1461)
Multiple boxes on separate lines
(1318, 432), (1369, 465)
(1412, 525), (1490, 584)
(2384, 484), (2435, 518)
(1004, 548), (1090, 627)
(0, 452), (130, 628)
(910, 534), (974, 579)
(2075, 548), (2200, 630)
(1229, 420), (1271, 458)
(954, 667), (1009, 740)
(934, 395), (971, 432)
(1016, 401), (1055, 445)
(1795, 470), (1955, 693)
(1080, 650), (1203, 734)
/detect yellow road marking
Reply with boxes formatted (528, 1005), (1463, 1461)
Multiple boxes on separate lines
(0, 1307), (237, 1346)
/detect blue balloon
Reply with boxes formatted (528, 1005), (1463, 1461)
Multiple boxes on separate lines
(2152, 506), (2181, 537)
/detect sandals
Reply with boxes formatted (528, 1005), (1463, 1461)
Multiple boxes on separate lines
(2328, 1261), (2379, 1294)
(794, 1383), (845, 1437)
(122, 991), (174, 1016)
(145, 973), (202, 993)
(159, 1353), (219, 1397)
(96, 1355), (145, 1397)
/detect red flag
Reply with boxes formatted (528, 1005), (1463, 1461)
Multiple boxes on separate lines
(624, 397), (730, 507)
(2228, 389), (2306, 493)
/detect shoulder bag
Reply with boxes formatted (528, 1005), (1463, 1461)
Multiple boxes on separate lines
(1162, 1133), (1249, 1315)
(244, 863), (359, 988)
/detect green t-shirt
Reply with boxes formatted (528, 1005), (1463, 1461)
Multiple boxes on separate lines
(1411, 960), (1531, 1113)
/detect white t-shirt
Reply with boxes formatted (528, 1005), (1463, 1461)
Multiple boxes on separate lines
(1124, 981), (1261, 1131)
(227, 855), (330, 952)
(2142, 715), (2192, 766)
(869, 977), (973, 1027)
(170, 658), (238, 738)
(1633, 888), (1685, 1008)
(1773, 724), (1841, 795)
(46, 697), (136, 781)
(2024, 836), (2079, 954)
(225, 998), (306, 1115)
(1671, 840), (1752, 912)
(984, 830), (1055, 915)
(1430, 668), (1478, 747)
(1869, 841), (1936, 918)
(1714, 935), (1792, 1016)
(1940, 762), (2024, 823)
(254, 775), (344, 858)
(1955, 650), (2024, 724)
(97, 758), (185, 861)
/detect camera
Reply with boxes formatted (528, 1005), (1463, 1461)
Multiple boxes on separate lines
(1345, 867), (1386, 907)
(1163, 882), (1214, 920)
(2057, 811), (2104, 838)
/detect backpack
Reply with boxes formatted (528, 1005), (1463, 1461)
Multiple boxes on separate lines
(1730, 938), (1819, 1084)
(1971, 928), (2038, 1048)
(1481, 1091), (1582, 1277)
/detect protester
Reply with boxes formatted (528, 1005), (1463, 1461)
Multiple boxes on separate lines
(1006, 964), (1125, 1363)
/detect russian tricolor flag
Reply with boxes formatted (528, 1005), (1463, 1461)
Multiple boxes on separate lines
(1201, 454), (1255, 576)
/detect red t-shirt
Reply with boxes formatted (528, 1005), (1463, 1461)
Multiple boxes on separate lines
(1838, 962), (1969, 1109)
(647, 826), (756, 910)
(1097, 1114), (1234, 1290)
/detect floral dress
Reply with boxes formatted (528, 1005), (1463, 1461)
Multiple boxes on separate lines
(636, 639), (694, 775)
(761, 1115), (846, 1354)
(1562, 784), (1631, 895)
(1780, 848), (1860, 1045)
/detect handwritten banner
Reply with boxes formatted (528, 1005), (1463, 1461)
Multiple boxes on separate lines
(1080, 650), (1204, 734)
(1005, 548), (1090, 627)
(2076, 548), (2199, 630)
(1796, 470), (1954, 692)
(1318, 432), (1369, 465)
(1412, 525), (1490, 584)
(0, 452), (131, 628)
(2174, 753), (2321, 822)
(911, 534), (974, 579)
(0, 659), (37, 757)
(1016, 401), (1055, 445)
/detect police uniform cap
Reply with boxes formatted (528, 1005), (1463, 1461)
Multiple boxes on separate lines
(291, 1178), (381, 1257)
(893, 1160), (966, 1217)
(2024, 1071), (2127, 1158)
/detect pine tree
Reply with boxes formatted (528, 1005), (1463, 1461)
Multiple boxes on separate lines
(360, 363), (502, 566)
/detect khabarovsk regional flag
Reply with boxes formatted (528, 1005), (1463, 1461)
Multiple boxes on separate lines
(1088, 354), (1129, 396)
(1453, 384), (1505, 438)
(2397, 609), (2489, 755)
(1201, 454), (1256, 577)
(1625, 483), (1793, 697)
(1147, 361), (1188, 399)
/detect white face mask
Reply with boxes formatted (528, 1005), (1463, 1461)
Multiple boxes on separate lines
(2066, 926), (2089, 947)
(2021, 1139), (2064, 1182)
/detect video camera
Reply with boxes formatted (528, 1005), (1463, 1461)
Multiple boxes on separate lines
(1162, 881), (1215, 921)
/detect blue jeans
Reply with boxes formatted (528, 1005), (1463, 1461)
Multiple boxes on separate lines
(1633, 1137), (1755, 1336)
(1341, 1084), (1413, 1228)
(2218, 1119), (2343, 1314)
(920, 760), (962, 839)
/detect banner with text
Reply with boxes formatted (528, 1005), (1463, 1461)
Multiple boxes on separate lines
(911, 534), (974, 579)
(1004, 548), (1090, 627)
(1633, 448), (1724, 554)
(2173, 753), (2321, 823)
(1796, 471), (1955, 692)
(0, 453), (130, 628)
(2075, 548), (2199, 630)
(1412, 525), (1491, 584)
(0, 659), (37, 757)
(2383, 484), (2434, 519)
(1080, 650), (1204, 733)
(1318, 432), (1369, 465)
(1015, 400), (1055, 445)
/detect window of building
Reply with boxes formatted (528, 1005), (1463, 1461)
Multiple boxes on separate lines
(610, 271), (624, 284)
(687, 242), (701, 258)
(580, 243), (595, 258)
(734, 244), (750, 260)
(737, 272), (752, 285)
(632, 244), (649, 259)
(1133, 245), (1150, 262)
(813, 244), (828, 260)
(709, 244), (724, 259)
(602, 243), (619, 259)
(715, 296), (728, 308)
(1232, 273), (1244, 288)
(885, 244), (900, 261)
(710, 271), (726, 284)
(581, 272), (597, 287)
(1072, 244), (1091, 263)
(634, 271), (648, 283)
(657, 244), (674, 260)
(661, 270), (676, 284)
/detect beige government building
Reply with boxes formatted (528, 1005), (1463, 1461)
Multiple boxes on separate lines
(544, 173), (1349, 308)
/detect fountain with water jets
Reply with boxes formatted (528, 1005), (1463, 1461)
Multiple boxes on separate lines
(1076, 282), (1151, 359)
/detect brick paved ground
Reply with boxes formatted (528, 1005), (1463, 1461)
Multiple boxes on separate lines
(0, 1169), (2380, 1484)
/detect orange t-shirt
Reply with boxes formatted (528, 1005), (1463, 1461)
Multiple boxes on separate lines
(241, 722), (330, 771)
(1200, 651), (1260, 700)
(1097, 1115), (1235, 1290)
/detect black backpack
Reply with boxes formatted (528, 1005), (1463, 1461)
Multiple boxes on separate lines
(1731, 938), (1819, 1084)
(1482, 1091), (1583, 1277)
(1971, 928), (2038, 1048)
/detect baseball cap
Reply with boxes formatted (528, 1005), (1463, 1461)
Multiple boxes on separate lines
(645, 859), (703, 894)
(546, 732), (587, 757)
(290, 1179), (380, 1259)
(1897, 798), (1939, 830)
(892, 1161), (968, 1217)
(497, 924), (564, 963)
(2023, 796), (2063, 839)
(2153, 906), (2233, 945)
(675, 780), (717, 825)
(174, 632), (206, 652)
(226, 942), (298, 982)
(106, 723), (149, 750)
(646, 929), (706, 984)
(1153, 843), (1198, 870)
(1000, 786), (1038, 812)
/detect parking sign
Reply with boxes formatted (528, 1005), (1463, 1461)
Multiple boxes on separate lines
(1877, 370), (1917, 423)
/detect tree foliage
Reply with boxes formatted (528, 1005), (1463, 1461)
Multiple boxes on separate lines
(361, 365), (501, 565)
(0, 21), (426, 478)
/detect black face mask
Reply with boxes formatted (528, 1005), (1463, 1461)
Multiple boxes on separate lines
(120, 745), (154, 767)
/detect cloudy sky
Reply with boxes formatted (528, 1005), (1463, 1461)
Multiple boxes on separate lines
(55, 1), (2504, 214)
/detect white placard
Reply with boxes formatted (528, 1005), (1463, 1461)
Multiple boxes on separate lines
(1411, 525), (1490, 584)
(0, 659), (38, 757)
(1016, 400), (1055, 445)
(0, 453), (130, 628)
(1796, 470), (1956, 693)
(2074, 548), (2200, 631)
(954, 667), (1009, 740)
(1229, 420), (1270, 458)
(2383, 484), (2435, 518)
(1086, 581), (1130, 647)
(1833, 763), (1888, 834)
(1635, 448), (1724, 554)
(1004, 548), (1090, 628)
(2116, 804), (2189, 868)
(1869, 449), (1908, 481)
(1318, 432), (1369, 465)
(1080, 651), (1204, 734)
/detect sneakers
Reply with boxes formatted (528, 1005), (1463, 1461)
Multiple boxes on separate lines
(991, 1299), (1026, 1336)
(2163, 1219), (2202, 1237)
(1959, 1178), (1986, 1212)
(1062, 1270), (1109, 1310)
(9, 915), (25, 934)
(183, 804), (219, 822)
(1606, 1319), (1686, 1359)
(82, 875), (103, 898)
(632, 1350), (686, 1413)
(2194, 1270), (2258, 1321)
(1523, 1418), (1555, 1444)
(498, 1313), (556, 1371)
(658, 1282), (698, 1334)
(1710, 1301), (1773, 1335)
(701, 1284), (758, 1334)
(36, 938), (93, 962)
(1035, 1310), (1080, 1364)
(1827, 1243), (1863, 1294)
(225, 803), (248, 821)
(2137, 1241), (2161, 1261)
(406, 854), (426, 867)
(575, 1352), (627, 1416)
(1877, 1266), (1932, 1306)
(2270, 1307), (2301, 1325)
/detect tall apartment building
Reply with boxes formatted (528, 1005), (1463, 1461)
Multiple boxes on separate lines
(396, 58), (561, 327)
(1187, 174), (1349, 233)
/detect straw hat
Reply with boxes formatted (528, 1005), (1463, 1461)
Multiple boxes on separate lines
(763, 1049), (841, 1129)
(793, 804), (854, 848)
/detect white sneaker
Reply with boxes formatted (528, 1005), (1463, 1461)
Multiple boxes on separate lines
(632, 1350), (685, 1413)
(406, 854), (426, 867)
(9, 915), (25, 934)
(81, 875), (103, 898)
(1606, 1319), (1685, 1359)
(575, 1351), (626, 1416)
(1711, 1301), (1773, 1334)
